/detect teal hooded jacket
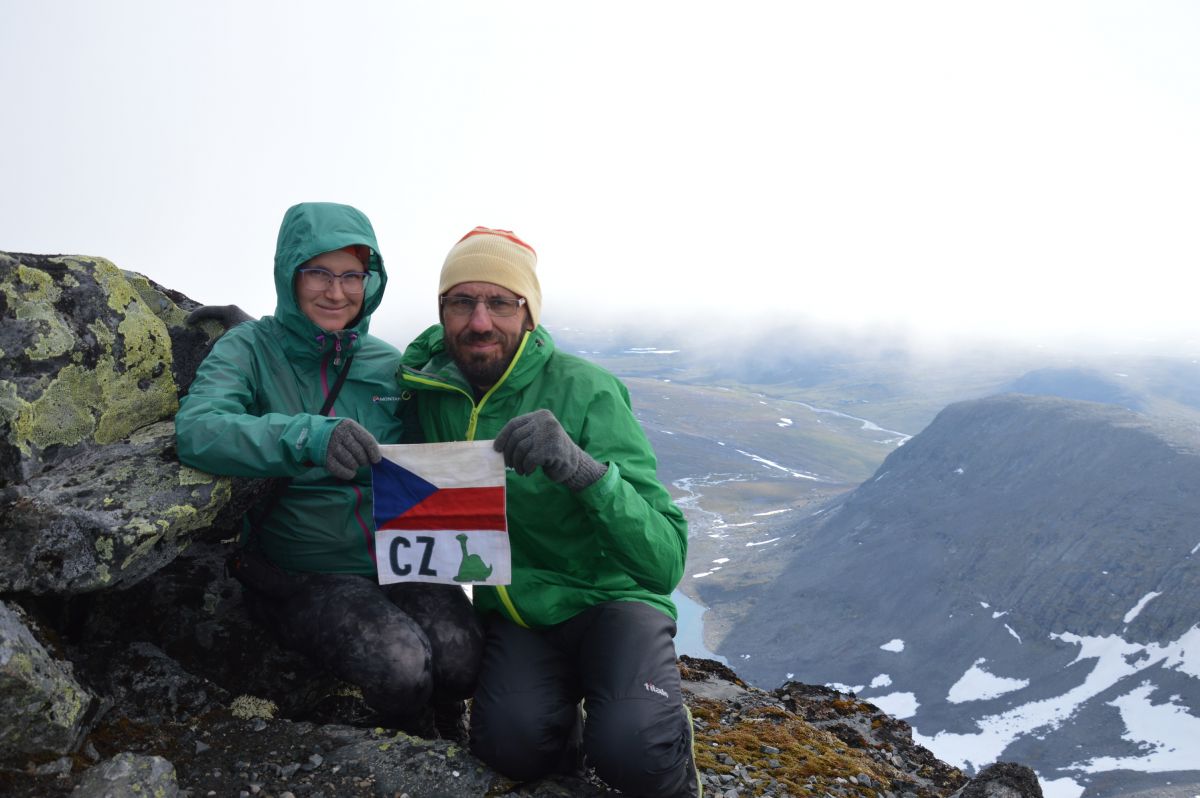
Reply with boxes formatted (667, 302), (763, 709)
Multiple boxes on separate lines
(175, 202), (407, 574)
(399, 323), (688, 627)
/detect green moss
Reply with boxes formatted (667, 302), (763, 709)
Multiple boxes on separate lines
(690, 698), (894, 798)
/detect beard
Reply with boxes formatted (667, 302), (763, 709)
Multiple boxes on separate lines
(444, 327), (522, 390)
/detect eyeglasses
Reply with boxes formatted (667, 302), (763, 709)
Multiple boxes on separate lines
(440, 295), (527, 318)
(295, 268), (372, 295)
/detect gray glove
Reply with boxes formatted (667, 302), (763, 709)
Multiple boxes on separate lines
(493, 409), (608, 492)
(186, 304), (255, 330)
(325, 419), (381, 480)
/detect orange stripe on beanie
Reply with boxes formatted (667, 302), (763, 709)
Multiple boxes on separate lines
(439, 226), (541, 327)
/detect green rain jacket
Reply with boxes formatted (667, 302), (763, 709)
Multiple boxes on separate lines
(399, 323), (688, 628)
(175, 202), (406, 574)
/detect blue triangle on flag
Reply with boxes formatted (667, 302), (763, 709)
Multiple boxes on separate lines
(371, 456), (439, 525)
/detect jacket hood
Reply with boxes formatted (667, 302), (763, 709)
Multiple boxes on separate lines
(273, 202), (386, 343)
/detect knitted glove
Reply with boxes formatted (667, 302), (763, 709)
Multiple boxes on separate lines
(186, 304), (254, 330)
(493, 409), (608, 492)
(325, 419), (381, 480)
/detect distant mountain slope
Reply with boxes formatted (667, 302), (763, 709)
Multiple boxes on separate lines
(715, 394), (1200, 796)
(1002, 368), (1144, 410)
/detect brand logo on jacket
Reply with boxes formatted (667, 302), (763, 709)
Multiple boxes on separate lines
(644, 681), (668, 698)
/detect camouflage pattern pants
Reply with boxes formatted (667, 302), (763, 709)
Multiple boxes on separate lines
(246, 573), (483, 726)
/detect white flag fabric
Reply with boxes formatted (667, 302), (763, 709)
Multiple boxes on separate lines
(370, 441), (511, 586)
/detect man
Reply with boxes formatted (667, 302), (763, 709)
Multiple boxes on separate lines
(175, 202), (482, 737)
(399, 227), (699, 797)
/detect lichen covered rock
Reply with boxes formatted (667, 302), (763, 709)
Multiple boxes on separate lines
(69, 752), (179, 798)
(0, 601), (100, 764)
(0, 253), (216, 487)
(0, 420), (260, 594)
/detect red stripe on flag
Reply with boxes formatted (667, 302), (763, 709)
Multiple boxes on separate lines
(377, 486), (507, 532)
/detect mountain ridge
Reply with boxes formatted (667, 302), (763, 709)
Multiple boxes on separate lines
(712, 392), (1200, 796)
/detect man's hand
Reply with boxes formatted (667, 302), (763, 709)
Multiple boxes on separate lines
(325, 419), (381, 480)
(494, 409), (608, 492)
(186, 304), (254, 330)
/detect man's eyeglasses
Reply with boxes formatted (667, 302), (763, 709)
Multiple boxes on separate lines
(295, 268), (372, 295)
(440, 295), (527, 318)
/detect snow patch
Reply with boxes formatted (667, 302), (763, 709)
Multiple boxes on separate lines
(1070, 682), (1200, 773)
(914, 625), (1200, 773)
(734, 449), (821, 480)
(870, 674), (893, 689)
(880, 639), (905, 653)
(947, 659), (1030, 703)
(745, 537), (781, 547)
(871, 692), (919, 719)
(1039, 776), (1085, 798)
(1123, 591), (1163, 624)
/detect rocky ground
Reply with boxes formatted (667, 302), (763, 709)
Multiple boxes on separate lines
(1, 592), (1031, 798)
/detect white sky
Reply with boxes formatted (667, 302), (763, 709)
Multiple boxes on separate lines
(2, 1), (1198, 350)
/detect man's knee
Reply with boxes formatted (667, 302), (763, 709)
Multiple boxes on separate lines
(585, 699), (693, 797)
(470, 694), (575, 781)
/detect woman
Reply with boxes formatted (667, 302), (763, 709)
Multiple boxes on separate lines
(175, 202), (481, 735)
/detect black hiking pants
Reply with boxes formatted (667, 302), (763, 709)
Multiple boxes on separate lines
(469, 600), (696, 797)
(245, 573), (483, 727)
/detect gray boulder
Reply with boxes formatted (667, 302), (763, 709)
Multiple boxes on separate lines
(0, 253), (265, 594)
(69, 752), (178, 798)
(0, 600), (101, 764)
(951, 762), (1044, 798)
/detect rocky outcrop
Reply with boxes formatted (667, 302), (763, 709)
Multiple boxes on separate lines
(0, 601), (102, 763)
(0, 253), (264, 594)
(0, 251), (1042, 797)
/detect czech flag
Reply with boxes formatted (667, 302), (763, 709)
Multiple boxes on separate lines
(371, 440), (510, 586)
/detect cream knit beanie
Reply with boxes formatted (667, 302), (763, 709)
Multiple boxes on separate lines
(439, 227), (541, 327)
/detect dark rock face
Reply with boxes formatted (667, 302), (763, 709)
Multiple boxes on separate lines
(0, 251), (1042, 797)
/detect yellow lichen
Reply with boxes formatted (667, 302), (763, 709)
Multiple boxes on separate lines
(179, 465), (219, 486)
(12, 364), (101, 452)
(229, 695), (277, 720)
(3, 264), (74, 361)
